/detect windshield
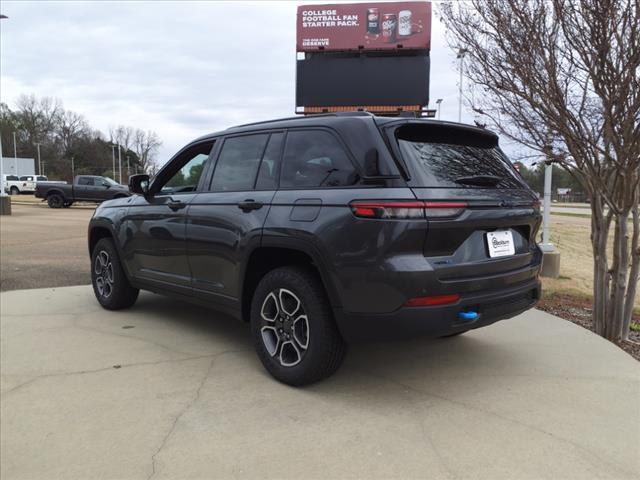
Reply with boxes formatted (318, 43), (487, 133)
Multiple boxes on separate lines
(395, 124), (525, 189)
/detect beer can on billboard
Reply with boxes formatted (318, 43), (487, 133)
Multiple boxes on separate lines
(367, 8), (380, 34)
(398, 10), (412, 36)
(382, 13), (397, 43)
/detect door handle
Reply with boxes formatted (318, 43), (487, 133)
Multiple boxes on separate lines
(168, 200), (186, 211)
(238, 199), (263, 212)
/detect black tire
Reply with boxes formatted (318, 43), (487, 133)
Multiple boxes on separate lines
(91, 237), (139, 310)
(63, 201), (74, 208)
(47, 193), (64, 208)
(250, 266), (346, 386)
(10, 186), (19, 195)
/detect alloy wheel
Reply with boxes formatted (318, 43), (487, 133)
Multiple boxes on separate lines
(94, 250), (114, 299)
(259, 288), (310, 367)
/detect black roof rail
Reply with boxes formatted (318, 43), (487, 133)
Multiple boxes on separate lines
(228, 111), (374, 129)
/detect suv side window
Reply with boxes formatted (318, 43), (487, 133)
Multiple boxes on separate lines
(159, 142), (214, 194)
(210, 134), (269, 191)
(255, 132), (284, 190)
(281, 130), (359, 188)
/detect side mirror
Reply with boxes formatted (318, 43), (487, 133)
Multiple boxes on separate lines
(362, 148), (401, 183)
(102, 182), (111, 188)
(129, 174), (150, 195)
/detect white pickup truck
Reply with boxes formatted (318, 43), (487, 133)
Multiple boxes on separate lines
(3, 174), (50, 195)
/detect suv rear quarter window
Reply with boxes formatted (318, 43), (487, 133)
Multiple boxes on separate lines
(280, 130), (359, 188)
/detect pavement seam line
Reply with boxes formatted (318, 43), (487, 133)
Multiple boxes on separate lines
(0, 350), (249, 398)
(147, 355), (217, 480)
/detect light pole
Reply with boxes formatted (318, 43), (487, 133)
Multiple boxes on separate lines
(435, 98), (443, 120)
(36, 143), (42, 175)
(0, 135), (6, 198)
(540, 160), (554, 251)
(0, 14), (9, 214)
(457, 48), (468, 123)
(111, 145), (116, 179)
(118, 146), (122, 184)
(126, 155), (130, 180)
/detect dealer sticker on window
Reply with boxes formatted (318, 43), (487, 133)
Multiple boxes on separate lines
(486, 230), (515, 258)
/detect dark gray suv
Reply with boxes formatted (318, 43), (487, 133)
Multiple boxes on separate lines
(88, 112), (542, 385)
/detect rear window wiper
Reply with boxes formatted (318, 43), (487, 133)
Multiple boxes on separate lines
(454, 175), (503, 186)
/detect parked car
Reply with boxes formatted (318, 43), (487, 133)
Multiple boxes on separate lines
(35, 175), (130, 208)
(88, 112), (542, 385)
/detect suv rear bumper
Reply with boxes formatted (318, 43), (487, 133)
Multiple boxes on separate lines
(334, 278), (541, 342)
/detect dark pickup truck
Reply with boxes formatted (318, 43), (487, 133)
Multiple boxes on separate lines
(36, 175), (130, 208)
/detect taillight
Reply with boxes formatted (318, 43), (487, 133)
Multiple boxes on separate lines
(350, 200), (467, 219)
(423, 202), (468, 218)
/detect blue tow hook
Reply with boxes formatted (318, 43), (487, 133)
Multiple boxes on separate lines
(458, 311), (478, 321)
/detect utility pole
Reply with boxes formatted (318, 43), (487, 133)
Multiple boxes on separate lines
(12, 131), (17, 158)
(126, 155), (130, 181)
(71, 156), (75, 180)
(118, 146), (122, 184)
(457, 48), (468, 123)
(36, 143), (42, 175)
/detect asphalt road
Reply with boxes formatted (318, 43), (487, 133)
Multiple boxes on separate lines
(1, 286), (638, 479)
(0, 204), (94, 291)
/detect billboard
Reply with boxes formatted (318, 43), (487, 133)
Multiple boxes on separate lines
(296, 53), (430, 108)
(297, 1), (431, 52)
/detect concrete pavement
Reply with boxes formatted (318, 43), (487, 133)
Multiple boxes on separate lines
(1, 286), (639, 479)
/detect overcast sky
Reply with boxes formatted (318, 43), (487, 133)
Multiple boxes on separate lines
(1, 0), (484, 164)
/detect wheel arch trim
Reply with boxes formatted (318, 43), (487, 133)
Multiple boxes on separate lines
(88, 219), (135, 283)
(241, 237), (343, 315)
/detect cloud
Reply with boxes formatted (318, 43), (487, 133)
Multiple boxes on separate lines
(1, 0), (489, 163)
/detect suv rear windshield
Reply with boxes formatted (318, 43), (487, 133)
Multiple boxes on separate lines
(395, 124), (524, 189)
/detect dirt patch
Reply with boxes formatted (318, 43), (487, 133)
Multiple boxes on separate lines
(538, 292), (640, 361)
(0, 204), (94, 291)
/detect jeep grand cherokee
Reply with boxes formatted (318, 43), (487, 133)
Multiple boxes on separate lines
(88, 112), (542, 385)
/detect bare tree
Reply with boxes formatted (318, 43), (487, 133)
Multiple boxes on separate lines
(440, 0), (640, 341)
(109, 125), (135, 153)
(14, 94), (62, 150)
(133, 129), (162, 174)
(56, 109), (89, 155)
